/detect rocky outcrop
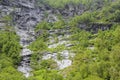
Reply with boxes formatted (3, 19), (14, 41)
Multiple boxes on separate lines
(0, 0), (35, 8)
(78, 23), (113, 33)
(52, 3), (86, 17)
(42, 28), (75, 70)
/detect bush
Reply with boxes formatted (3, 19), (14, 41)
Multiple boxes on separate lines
(35, 21), (51, 32)
(70, 12), (95, 27)
(0, 31), (21, 65)
(28, 37), (48, 52)
(40, 59), (57, 69)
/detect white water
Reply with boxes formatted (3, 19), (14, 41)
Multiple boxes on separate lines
(16, 27), (35, 77)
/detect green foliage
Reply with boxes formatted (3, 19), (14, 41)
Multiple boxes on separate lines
(1, 15), (12, 22)
(0, 54), (25, 80)
(0, 66), (26, 80)
(40, 59), (57, 69)
(35, 19), (66, 32)
(71, 28), (91, 50)
(29, 69), (64, 80)
(69, 0), (120, 26)
(29, 37), (48, 52)
(96, 0), (120, 22)
(64, 25), (120, 80)
(0, 31), (21, 65)
(112, 10), (120, 22)
(40, 0), (113, 9)
(35, 21), (51, 32)
(84, 75), (103, 80)
(1, 0), (118, 79)
(31, 58), (57, 70)
(70, 12), (95, 27)
(48, 45), (66, 53)
(52, 20), (66, 29)
(42, 0), (80, 8)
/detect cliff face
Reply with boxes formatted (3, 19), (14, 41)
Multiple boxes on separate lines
(0, 0), (113, 32)
(1, 0), (36, 8)
(0, 0), (39, 28)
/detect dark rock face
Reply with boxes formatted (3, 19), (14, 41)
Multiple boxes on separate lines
(1, 0), (35, 8)
(0, 0), (11, 6)
(89, 23), (112, 32)
(49, 3), (86, 17)
(13, 8), (43, 29)
(78, 23), (113, 33)
(0, 0), (43, 29)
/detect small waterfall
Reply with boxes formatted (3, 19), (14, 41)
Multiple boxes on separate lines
(16, 26), (35, 77)
(12, 0), (39, 77)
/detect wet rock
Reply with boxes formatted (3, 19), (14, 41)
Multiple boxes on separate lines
(42, 51), (74, 70)
(18, 0), (35, 9)
(0, 0), (11, 6)
(65, 43), (74, 47)
(47, 14), (58, 23)
(78, 23), (112, 33)
(48, 40), (70, 48)
(57, 59), (72, 69)
(0, 22), (6, 27)
(21, 48), (32, 56)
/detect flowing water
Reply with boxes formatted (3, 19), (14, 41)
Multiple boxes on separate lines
(16, 26), (35, 77)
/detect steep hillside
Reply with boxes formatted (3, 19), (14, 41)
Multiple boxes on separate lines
(0, 0), (120, 80)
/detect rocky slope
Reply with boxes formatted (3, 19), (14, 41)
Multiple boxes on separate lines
(0, 0), (114, 77)
(43, 27), (75, 70)
(0, 0), (43, 77)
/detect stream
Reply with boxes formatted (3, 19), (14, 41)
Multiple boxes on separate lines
(16, 26), (35, 77)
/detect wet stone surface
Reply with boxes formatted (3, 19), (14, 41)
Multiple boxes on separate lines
(16, 26), (35, 77)
(42, 28), (75, 70)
